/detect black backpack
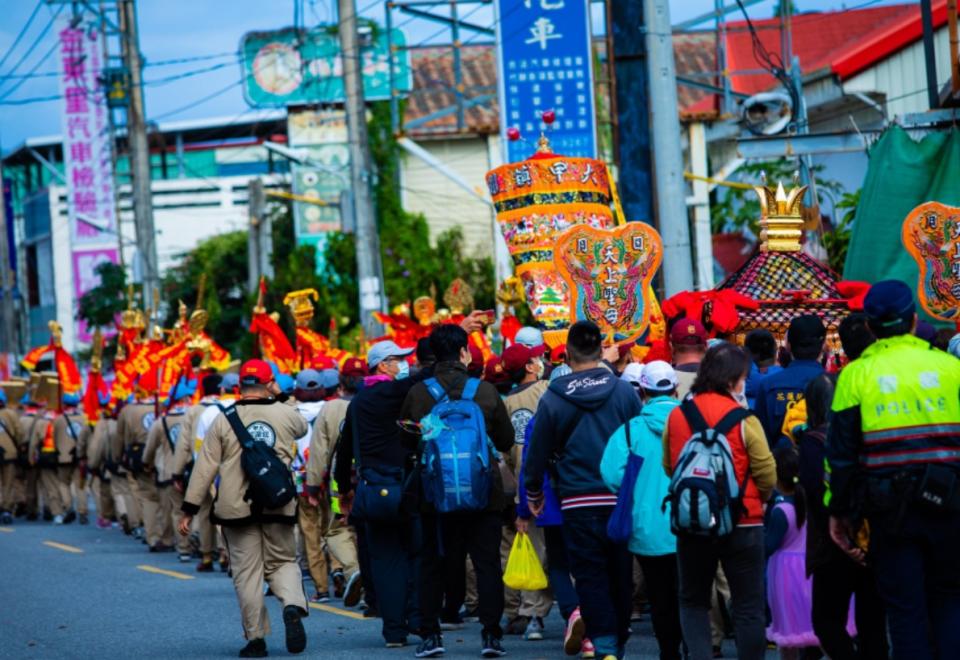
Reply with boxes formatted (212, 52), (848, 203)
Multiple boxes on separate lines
(222, 404), (296, 511)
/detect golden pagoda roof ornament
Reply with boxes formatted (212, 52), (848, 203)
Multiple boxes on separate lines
(120, 285), (146, 332)
(536, 132), (552, 155)
(444, 279), (474, 316)
(753, 179), (807, 253)
(284, 288), (319, 328)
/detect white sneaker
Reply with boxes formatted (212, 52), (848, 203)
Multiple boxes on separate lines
(52, 515), (64, 525)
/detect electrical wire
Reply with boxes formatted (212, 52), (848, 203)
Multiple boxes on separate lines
(0, 0), (44, 75)
(150, 78), (244, 122)
(0, 40), (59, 102)
(0, 1), (65, 97)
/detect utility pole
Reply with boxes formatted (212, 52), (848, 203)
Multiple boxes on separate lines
(118, 0), (158, 310)
(338, 0), (385, 336)
(644, 0), (694, 295)
(246, 178), (274, 293)
(0, 165), (15, 355)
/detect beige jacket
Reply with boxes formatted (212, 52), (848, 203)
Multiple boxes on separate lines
(25, 412), (54, 466)
(503, 380), (549, 476)
(87, 417), (115, 470)
(171, 400), (216, 475)
(52, 410), (91, 465)
(183, 398), (308, 526)
(144, 409), (189, 484)
(0, 407), (21, 462)
(116, 403), (156, 449)
(305, 397), (350, 490)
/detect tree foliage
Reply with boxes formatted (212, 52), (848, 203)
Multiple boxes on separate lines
(76, 261), (128, 329)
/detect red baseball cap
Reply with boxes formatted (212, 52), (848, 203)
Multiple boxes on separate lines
(341, 357), (367, 378)
(240, 359), (274, 386)
(669, 318), (707, 346)
(550, 344), (567, 364)
(483, 355), (511, 385)
(468, 344), (485, 372)
(501, 343), (547, 375)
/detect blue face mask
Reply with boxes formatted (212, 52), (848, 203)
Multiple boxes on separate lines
(395, 360), (410, 380)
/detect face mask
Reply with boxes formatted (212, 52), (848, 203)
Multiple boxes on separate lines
(395, 360), (410, 380)
(732, 380), (747, 407)
(535, 358), (545, 380)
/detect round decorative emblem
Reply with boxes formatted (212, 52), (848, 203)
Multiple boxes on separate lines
(245, 421), (277, 448)
(141, 412), (156, 430)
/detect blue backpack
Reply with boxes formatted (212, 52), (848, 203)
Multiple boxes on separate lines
(420, 377), (494, 513)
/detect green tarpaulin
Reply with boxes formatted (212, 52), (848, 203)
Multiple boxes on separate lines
(844, 125), (960, 323)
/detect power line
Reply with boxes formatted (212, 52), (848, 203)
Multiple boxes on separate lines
(150, 78), (244, 122)
(0, 40), (59, 102)
(0, 0), (44, 75)
(0, 2), (65, 98)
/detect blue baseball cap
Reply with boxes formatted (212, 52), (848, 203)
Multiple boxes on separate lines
(220, 373), (240, 391)
(864, 280), (915, 328)
(295, 369), (323, 391)
(367, 340), (414, 369)
(275, 373), (295, 395)
(168, 377), (195, 402)
(319, 368), (340, 390)
(515, 327), (544, 349)
(549, 363), (572, 382)
(62, 393), (81, 406)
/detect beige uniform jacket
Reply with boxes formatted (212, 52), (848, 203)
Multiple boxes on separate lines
(503, 380), (549, 475)
(144, 410), (188, 484)
(183, 398), (308, 526)
(305, 398), (350, 490)
(0, 407), (22, 462)
(25, 413), (54, 465)
(87, 417), (114, 470)
(52, 411), (91, 465)
(116, 403), (156, 450)
(171, 400), (219, 476)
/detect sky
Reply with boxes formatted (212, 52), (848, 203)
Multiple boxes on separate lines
(0, 0), (911, 151)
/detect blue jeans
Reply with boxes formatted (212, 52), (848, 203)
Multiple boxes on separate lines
(870, 506), (960, 660)
(562, 507), (633, 658)
(543, 524), (579, 620)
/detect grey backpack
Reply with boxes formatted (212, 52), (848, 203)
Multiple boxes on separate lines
(664, 400), (753, 538)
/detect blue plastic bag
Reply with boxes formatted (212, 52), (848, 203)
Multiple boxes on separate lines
(607, 422), (643, 542)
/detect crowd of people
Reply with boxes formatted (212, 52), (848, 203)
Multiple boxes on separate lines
(2, 279), (959, 660)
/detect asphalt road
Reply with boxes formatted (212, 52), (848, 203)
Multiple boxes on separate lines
(0, 514), (766, 660)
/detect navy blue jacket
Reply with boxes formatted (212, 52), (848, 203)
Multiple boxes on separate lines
(524, 366), (642, 507)
(754, 359), (824, 444)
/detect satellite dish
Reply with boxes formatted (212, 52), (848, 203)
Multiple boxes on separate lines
(741, 91), (794, 136)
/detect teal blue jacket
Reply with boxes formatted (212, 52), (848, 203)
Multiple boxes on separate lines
(600, 396), (680, 557)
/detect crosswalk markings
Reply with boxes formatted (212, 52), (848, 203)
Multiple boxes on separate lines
(308, 602), (366, 620)
(0, 526), (13, 533)
(137, 564), (195, 580)
(43, 540), (83, 553)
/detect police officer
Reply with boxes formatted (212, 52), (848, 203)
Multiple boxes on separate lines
(179, 359), (308, 658)
(754, 314), (826, 447)
(826, 280), (960, 659)
(50, 393), (92, 524)
(116, 387), (159, 541)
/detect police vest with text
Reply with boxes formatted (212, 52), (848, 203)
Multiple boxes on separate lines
(833, 334), (960, 505)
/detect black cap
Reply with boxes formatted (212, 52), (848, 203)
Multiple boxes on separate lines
(864, 280), (915, 328)
(787, 314), (826, 349)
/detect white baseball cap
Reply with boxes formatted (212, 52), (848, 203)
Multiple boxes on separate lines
(514, 326), (544, 348)
(620, 363), (644, 388)
(367, 340), (414, 369)
(639, 360), (679, 393)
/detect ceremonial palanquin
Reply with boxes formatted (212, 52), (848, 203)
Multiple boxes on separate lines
(487, 135), (665, 348)
(902, 202), (960, 322)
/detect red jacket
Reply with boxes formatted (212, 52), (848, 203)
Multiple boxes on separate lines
(665, 392), (772, 526)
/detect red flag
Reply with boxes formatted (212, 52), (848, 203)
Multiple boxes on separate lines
(250, 312), (297, 372)
(21, 344), (53, 371)
(54, 347), (82, 395)
(82, 371), (109, 424)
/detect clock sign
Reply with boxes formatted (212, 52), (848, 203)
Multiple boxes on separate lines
(252, 42), (303, 96)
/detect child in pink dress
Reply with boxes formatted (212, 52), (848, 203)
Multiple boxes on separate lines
(765, 446), (817, 659)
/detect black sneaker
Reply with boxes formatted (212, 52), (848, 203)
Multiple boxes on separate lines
(362, 605), (378, 618)
(78, 513), (89, 525)
(481, 635), (506, 658)
(238, 638), (267, 658)
(332, 570), (346, 599)
(310, 591), (330, 603)
(415, 634), (446, 658)
(343, 572), (364, 608)
(63, 510), (76, 525)
(283, 605), (307, 654)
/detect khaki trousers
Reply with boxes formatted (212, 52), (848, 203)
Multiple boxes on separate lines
(326, 516), (359, 578)
(0, 462), (14, 512)
(223, 522), (308, 640)
(110, 471), (141, 524)
(133, 472), (160, 545)
(39, 466), (71, 516)
(158, 485), (190, 552)
(195, 491), (219, 555)
(71, 466), (88, 515)
(94, 476), (115, 520)
(21, 465), (39, 515)
(502, 522), (553, 619)
(298, 498), (342, 591)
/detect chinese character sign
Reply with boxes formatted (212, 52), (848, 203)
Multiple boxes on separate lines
(58, 20), (116, 245)
(554, 222), (663, 344)
(902, 202), (960, 321)
(495, 0), (597, 162)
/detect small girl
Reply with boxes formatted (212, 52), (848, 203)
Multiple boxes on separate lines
(765, 445), (817, 659)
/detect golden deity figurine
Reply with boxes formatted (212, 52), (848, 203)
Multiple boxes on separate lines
(48, 321), (63, 347)
(90, 328), (103, 373)
(413, 296), (437, 326)
(443, 279), (474, 316)
(283, 289), (319, 327)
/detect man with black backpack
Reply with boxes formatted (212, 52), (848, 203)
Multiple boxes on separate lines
(179, 359), (309, 659)
(400, 324), (515, 658)
(524, 321), (642, 660)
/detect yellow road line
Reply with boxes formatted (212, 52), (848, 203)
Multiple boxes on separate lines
(308, 602), (366, 620)
(137, 564), (194, 580)
(43, 540), (83, 553)
(0, 526), (13, 533)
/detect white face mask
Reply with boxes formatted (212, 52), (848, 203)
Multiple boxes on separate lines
(395, 360), (410, 380)
(534, 358), (545, 380)
(732, 378), (748, 407)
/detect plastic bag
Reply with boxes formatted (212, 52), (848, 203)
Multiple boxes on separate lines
(503, 531), (548, 591)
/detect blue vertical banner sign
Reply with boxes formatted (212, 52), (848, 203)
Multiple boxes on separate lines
(494, 0), (597, 163)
